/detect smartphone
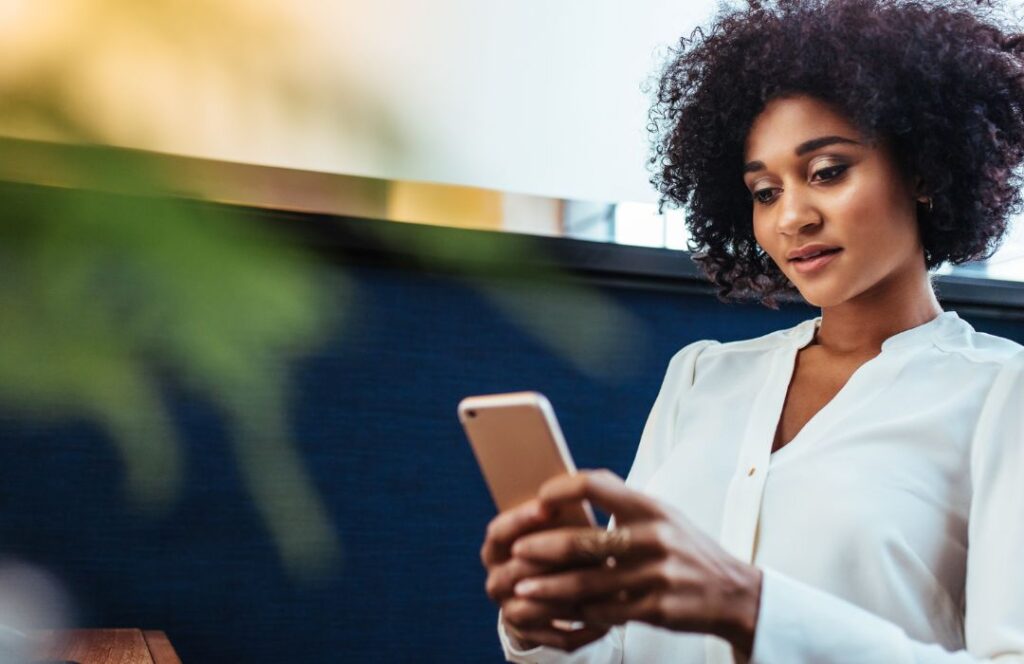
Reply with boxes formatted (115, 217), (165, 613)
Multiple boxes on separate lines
(459, 391), (596, 527)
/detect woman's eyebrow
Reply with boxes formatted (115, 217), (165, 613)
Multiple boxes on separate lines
(743, 135), (862, 174)
(795, 135), (861, 155)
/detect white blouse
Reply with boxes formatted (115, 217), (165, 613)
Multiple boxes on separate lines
(499, 311), (1024, 663)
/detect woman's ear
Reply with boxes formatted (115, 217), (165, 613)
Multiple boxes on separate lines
(912, 175), (934, 214)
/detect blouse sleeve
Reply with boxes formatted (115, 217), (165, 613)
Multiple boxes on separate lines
(750, 351), (1024, 664)
(497, 340), (716, 663)
(623, 340), (719, 492)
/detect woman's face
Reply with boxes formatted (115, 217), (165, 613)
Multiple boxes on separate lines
(743, 95), (925, 308)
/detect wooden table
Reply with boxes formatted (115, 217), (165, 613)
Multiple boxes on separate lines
(34, 629), (181, 664)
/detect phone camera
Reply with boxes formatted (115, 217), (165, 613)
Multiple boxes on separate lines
(467, 410), (477, 418)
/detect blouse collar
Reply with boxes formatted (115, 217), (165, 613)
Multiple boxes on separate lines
(790, 310), (966, 352)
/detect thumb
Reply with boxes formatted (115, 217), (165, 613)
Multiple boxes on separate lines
(539, 470), (664, 524)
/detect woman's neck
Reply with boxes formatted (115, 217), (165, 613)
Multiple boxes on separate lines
(815, 269), (942, 355)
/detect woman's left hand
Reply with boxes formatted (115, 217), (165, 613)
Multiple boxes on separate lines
(506, 470), (762, 656)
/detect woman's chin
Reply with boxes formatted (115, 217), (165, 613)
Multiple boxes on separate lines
(791, 282), (848, 309)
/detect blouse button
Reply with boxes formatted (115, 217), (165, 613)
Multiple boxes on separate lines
(747, 466), (756, 477)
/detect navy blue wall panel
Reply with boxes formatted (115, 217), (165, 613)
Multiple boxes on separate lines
(0, 260), (1021, 662)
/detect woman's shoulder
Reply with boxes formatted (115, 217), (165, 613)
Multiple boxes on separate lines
(969, 350), (1024, 465)
(663, 319), (814, 387)
(933, 315), (1024, 367)
(670, 318), (815, 363)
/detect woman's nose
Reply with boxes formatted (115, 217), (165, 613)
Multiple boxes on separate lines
(776, 187), (822, 235)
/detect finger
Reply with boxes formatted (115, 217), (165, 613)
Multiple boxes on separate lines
(481, 500), (551, 567)
(502, 596), (584, 630)
(512, 522), (671, 566)
(580, 591), (667, 628)
(513, 561), (665, 603)
(511, 526), (611, 566)
(539, 470), (664, 523)
(510, 625), (609, 653)
(486, 556), (555, 602)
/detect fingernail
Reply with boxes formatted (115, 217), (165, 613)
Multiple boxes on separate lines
(511, 541), (525, 556)
(515, 579), (539, 596)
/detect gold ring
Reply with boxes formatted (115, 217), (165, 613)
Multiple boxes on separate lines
(605, 528), (632, 558)
(574, 528), (632, 563)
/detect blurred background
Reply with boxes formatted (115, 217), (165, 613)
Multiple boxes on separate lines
(0, 1), (1022, 662)
(2, 0), (1021, 264)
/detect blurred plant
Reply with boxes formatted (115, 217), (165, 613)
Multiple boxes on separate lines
(0, 149), (345, 577)
(0, 0), (378, 577)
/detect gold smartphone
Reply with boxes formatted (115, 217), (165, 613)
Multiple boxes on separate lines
(459, 391), (596, 527)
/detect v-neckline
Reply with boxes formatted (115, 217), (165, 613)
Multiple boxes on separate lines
(766, 319), (886, 461)
(767, 311), (957, 461)
(770, 339), (879, 455)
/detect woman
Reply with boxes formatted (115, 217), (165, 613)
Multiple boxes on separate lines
(481, 0), (1024, 662)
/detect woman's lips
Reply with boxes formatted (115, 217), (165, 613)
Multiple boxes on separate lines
(790, 248), (842, 274)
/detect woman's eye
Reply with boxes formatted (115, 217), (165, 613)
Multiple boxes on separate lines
(752, 188), (778, 205)
(812, 163), (849, 181)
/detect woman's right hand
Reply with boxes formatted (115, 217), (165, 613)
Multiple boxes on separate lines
(481, 500), (610, 652)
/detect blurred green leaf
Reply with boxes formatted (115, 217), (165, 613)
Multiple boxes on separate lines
(0, 175), (345, 574)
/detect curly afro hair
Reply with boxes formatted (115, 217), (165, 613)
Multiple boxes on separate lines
(648, 0), (1024, 305)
